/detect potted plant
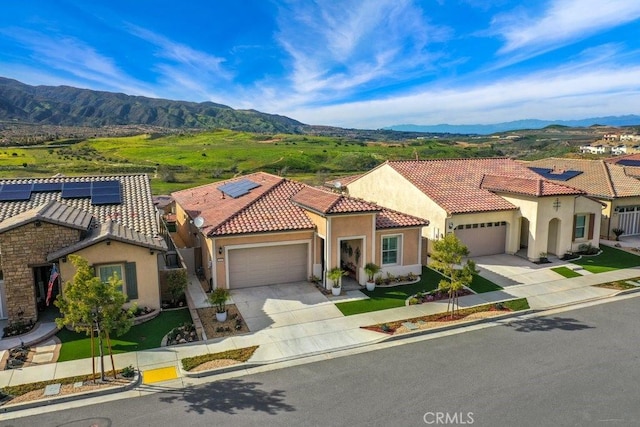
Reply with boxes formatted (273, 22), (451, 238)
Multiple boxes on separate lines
(612, 227), (625, 241)
(208, 288), (230, 322)
(364, 262), (380, 292)
(327, 267), (346, 296)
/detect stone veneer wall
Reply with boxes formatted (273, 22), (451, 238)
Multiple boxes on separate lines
(0, 222), (80, 323)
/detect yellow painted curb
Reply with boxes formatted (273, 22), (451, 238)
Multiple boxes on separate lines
(142, 366), (178, 384)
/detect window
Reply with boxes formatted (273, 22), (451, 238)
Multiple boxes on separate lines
(382, 235), (401, 265)
(98, 264), (124, 293)
(574, 215), (586, 239)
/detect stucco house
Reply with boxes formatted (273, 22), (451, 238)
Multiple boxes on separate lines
(344, 158), (603, 262)
(528, 157), (640, 239)
(0, 174), (169, 324)
(171, 172), (426, 291)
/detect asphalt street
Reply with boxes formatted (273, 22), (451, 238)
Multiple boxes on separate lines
(3, 296), (640, 427)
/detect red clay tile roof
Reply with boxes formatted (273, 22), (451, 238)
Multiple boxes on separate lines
(173, 172), (427, 236)
(526, 158), (640, 198)
(292, 186), (380, 214)
(480, 174), (584, 197)
(325, 174), (363, 188)
(376, 208), (428, 229)
(386, 158), (546, 214)
(172, 172), (315, 237)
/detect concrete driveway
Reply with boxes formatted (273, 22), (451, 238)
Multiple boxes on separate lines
(473, 254), (574, 287)
(230, 282), (345, 332)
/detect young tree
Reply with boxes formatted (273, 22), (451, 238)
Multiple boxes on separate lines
(167, 269), (188, 305)
(430, 233), (477, 318)
(55, 255), (135, 382)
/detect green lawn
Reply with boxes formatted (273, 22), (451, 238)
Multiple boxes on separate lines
(57, 308), (192, 362)
(335, 266), (501, 316)
(551, 266), (582, 278)
(572, 245), (640, 273)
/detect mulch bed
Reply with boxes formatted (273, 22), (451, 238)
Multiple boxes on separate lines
(196, 304), (250, 339)
(363, 304), (512, 335)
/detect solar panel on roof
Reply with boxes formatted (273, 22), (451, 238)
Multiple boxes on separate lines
(92, 186), (120, 195)
(32, 182), (63, 192)
(63, 182), (91, 190)
(91, 193), (122, 205)
(62, 188), (91, 198)
(617, 159), (640, 167)
(217, 179), (261, 198)
(528, 167), (583, 182)
(92, 180), (120, 189)
(0, 183), (32, 201)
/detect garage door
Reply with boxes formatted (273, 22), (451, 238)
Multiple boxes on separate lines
(228, 243), (308, 288)
(454, 222), (506, 257)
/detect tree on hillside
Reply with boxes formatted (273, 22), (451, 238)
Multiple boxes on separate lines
(55, 255), (135, 382)
(430, 233), (477, 319)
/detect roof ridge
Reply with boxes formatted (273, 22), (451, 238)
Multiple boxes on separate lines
(388, 156), (509, 164)
(601, 161), (617, 198)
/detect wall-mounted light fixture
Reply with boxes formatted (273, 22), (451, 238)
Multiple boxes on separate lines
(150, 248), (155, 255)
(35, 220), (42, 227)
(61, 256), (67, 263)
(106, 239), (111, 246)
(448, 222), (454, 230)
(218, 246), (223, 255)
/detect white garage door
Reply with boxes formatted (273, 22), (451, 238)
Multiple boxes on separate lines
(228, 243), (308, 288)
(454, 222), (507, 257)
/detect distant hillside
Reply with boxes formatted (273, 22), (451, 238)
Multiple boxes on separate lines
(388, 116), (640, 135)
(0, 77), (305, 133)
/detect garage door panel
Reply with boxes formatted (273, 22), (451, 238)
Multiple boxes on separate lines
(455, 224), (506, 257)
(229, 244), (308, 288)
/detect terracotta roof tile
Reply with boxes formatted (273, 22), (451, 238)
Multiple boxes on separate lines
(480, 174), (583, 197)
(387, 158), (542, 214)
(292, 186), (380, 214)
(526, 158), (640, 199)
(174, 172), (427, 236)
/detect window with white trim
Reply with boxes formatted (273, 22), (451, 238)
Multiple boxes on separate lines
(574, 215), (586, 239)
(382, 235), (401, 265)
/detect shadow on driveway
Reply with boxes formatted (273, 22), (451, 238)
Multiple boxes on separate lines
(504, 316), (595, 333)
(159, 379), (296, 415)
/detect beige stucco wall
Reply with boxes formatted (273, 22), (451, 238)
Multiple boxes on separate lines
(375, 227), (422, 278)
(347, 164), (440, 237)
(61, 240), (162, 310)
(208, 230), (315, 288)
(174, 203), (199, 248)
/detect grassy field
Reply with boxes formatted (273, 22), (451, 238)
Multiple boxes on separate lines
(0, 129), (500, 194)
(56, 308), (192, 362)
(336, 266), (501, 316)
(572, 245), (640, 273)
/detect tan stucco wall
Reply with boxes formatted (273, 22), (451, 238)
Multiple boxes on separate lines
(329, 214), (375, 269)
(500, 194), (601, 259)
(347, 164), (440, 237)
(209, 231), (315, 288)
(174, 203), (198, 248)
(61, 240), (162, 310)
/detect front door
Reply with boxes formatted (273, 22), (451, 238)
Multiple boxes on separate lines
(33, 265), (59, 317)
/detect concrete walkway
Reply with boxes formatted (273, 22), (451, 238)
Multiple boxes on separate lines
(1, 263), (640, 397)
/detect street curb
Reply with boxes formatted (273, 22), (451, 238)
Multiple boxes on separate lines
(181, 362), (265, 378)
(379, 309), (536, 343)
(0, 371), (141, 413)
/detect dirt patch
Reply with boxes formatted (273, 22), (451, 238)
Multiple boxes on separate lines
(188, 359), (241, 372)
(197, 305), (250, 339)
(363, 307), (511, 335)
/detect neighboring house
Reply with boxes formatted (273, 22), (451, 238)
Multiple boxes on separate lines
(345, 159), (602, 262)
(611, 145), (628, 155)
(579, 145), (608, 155)
(528, 157), (640, 239)
(0, 175), (169, 323)
(171, 172), (426, 291)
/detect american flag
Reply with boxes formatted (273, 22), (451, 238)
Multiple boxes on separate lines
(46, 264), (59, 306)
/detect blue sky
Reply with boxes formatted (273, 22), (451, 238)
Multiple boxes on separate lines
(1, 0), (639, 129)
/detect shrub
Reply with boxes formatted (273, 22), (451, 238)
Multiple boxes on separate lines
(121, 365), (136, 378)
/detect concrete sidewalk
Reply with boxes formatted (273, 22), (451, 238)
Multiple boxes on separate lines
(2, 265), (640, 395)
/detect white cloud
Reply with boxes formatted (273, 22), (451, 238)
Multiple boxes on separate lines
(0, 28), (157, 96)
(492, 0), (640, 55)
(280, 64), (640, 128)
(271, 0), (448, 106)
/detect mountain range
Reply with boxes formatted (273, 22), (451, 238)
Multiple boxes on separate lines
(386, 116), (640, 135)
(0, 77), (305, 133)
(1, 76), (638, 137)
